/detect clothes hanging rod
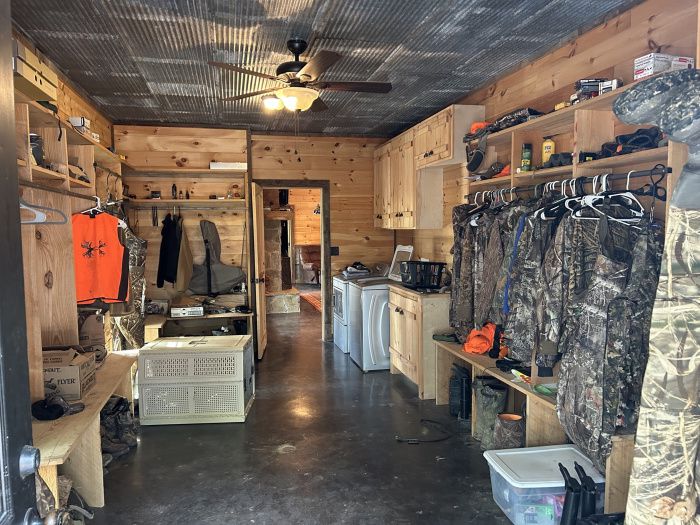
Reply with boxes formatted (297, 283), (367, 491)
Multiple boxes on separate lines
(464, 164), (670, 199)
(18, 179), (98, 202)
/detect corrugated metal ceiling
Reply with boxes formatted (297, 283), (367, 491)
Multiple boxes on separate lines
(11, 0), (641, 136)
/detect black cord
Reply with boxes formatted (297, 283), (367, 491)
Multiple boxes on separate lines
(395, 418), (453, 445)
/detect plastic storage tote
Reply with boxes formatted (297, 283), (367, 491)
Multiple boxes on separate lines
(483, 444), (605, 525)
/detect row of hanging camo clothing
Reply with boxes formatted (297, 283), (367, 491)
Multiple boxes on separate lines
(450, 169), (666, 473)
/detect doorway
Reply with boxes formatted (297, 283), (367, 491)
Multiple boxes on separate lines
(252, 180), (332, 342)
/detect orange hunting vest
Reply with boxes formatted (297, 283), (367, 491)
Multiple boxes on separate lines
(72, 213), (129, 305)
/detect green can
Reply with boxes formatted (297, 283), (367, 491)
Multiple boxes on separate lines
(521, 143), (532, 172)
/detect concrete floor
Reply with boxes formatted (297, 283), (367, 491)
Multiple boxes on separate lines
(93, 303), (508, 524)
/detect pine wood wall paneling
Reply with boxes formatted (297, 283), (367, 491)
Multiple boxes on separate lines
(288, 188), (321, 245)
(407, 0), (697, 265)
(115, 125), (250, 300)
(458, 0), (697, 119)
(115, 125), (247, 170)
(251, 135), (394, 273)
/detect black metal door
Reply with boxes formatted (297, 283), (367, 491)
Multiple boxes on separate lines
(0, 2), (40, 524)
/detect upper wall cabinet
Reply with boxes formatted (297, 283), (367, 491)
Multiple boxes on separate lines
(374, 104), (484, 230)
(414, 105), (485, 168)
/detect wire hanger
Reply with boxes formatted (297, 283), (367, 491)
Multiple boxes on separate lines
(20, 198), (68, 225)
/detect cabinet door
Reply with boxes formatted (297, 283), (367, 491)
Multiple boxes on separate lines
(430, 108), (452, 162)
(414, 118), (433, 169)
(401, 140), (416, 228)
(373, 152), (384, 227)
(388, 301), (403, 354)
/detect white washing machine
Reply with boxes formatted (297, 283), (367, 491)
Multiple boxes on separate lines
(348, 278), (392, 372)
(333, 275), (350, 353)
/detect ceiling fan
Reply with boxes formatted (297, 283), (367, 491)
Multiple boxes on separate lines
(209, 38), (392, 112)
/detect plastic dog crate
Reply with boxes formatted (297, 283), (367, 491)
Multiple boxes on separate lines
(138, 335), (255, 425)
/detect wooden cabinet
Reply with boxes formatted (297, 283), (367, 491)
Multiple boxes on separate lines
(373, 104), (484, 230)
(373, 143), (392, 228)
(373, 131), (444, 230)
(415, 105), (485, 168)
(388, 285), (450, 399)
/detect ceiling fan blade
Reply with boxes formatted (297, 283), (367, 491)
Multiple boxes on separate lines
(311, 81), (392, 93)
(310, 98), (329, 112)
(296, 50), (341, 81)
(222, 88), (280, 102)
(209, 61), (284, 83)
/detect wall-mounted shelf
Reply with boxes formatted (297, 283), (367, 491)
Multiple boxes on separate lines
(575, 146), (669, 171)
(123, 167), (247, 174)
(513, 165), (574, 182)
(31, 165), (65, 183)
(466, 83), (635, 147)
(467, 176), (511, 189)
(125, 198), (246, 207)
(17, 158), (27, 167)
(68, 177), (92, 189)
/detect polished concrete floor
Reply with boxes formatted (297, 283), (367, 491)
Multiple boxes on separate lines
(93, 303), (508, 524)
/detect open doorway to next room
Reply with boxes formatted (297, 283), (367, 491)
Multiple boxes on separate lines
(262, 188), (322, 316)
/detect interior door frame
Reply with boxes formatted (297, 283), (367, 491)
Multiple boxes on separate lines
(0, 2), (39, 521)
(252, 179), (332, 342)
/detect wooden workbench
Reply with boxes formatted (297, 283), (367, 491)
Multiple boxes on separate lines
(33, 353), (136, 507)
(145, 312), (253, 342)
(434, 340), (635, 513)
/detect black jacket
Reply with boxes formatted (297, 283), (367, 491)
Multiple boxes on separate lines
(156, 213), (180, 287)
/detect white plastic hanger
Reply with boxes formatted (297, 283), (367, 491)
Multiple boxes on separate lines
(20, 198), (67, 225)
(80, 196), (127, 229)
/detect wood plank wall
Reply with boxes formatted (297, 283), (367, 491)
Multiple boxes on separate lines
(251, 135), (394, 273)
(115, 125), (249, 299)
(404, 0), (698, 266)
(288, 188), (321, 246)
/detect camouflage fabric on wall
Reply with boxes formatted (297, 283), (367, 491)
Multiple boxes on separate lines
(110, 226), (147, 350)
(557, 251), (629, 472)
(473, 377), (508, 450)
(611, 68), (700, 524)
(450, 204), (477, 343)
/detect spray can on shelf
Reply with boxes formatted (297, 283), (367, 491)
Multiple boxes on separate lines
(542, 137), (556, 165)
(520, 143), (533, 172)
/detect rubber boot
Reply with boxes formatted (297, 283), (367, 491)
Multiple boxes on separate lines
(493, 413), (525, 449)
(575, 461), (597, 518)
(559, 463), (581, 525)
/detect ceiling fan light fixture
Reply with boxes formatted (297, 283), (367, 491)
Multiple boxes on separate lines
(262, 94), (283, 111)
(279, 86), (319, 111)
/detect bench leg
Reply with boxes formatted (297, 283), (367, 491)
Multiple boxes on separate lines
(37, 465), (59, 507)
(435, 345), (456, 405)
(61, 415), (104, 508)
(524, 398), (568, 447)
(115, 365), (135, 413)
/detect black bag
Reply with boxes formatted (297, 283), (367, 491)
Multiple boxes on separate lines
(600, 127), (662, 157)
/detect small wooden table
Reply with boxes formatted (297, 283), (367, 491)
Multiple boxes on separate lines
(33, 353), (136, 508)
(434, 340), (635, 513)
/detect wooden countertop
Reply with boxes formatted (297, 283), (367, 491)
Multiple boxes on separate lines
(388, 283), (451, 300)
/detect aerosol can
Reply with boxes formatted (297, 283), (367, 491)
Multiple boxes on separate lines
(542, 137), (556, 165)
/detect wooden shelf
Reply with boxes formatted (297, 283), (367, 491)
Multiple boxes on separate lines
(32, 354), (135, 467)
(166, 311), (253, 321)
(575, 146), (669, 171)
(467, 176), (511, 188)
(122, 167), (247, 174)
(23, 98), (120, 166)
(31, 166), (66, 183)
(126, 198), (246, 206)
(68, 176), (93, 189)
(467, 83), (636, 147)
(435, 341), (557, 408)
(17, 158), (27, 167)
(514, 165), (573, 182)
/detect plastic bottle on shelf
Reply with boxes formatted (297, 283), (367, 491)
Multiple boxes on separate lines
(520, 143), (533, 172)
(542, 137), (556, 165)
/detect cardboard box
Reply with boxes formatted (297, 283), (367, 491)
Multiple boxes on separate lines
(78, 312), (105, 349)
(634, 53), (695, 80)
(43, 348), (96, 401)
